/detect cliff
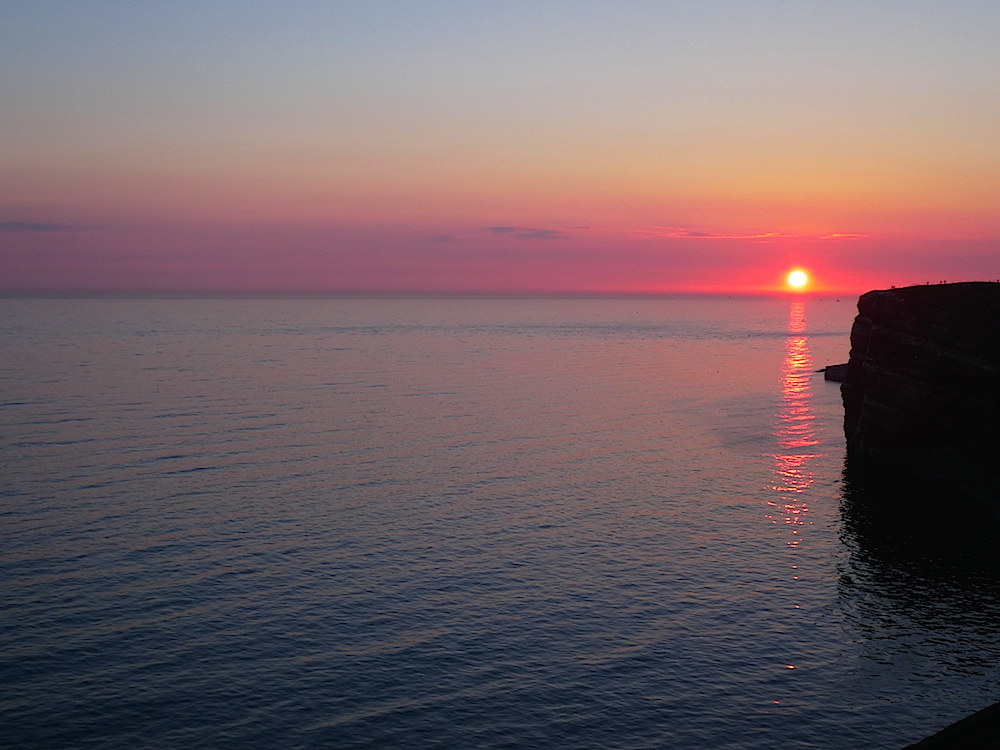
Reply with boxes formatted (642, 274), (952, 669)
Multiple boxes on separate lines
(841, 282), (1000, 512)
(902, 701), (1000, 749)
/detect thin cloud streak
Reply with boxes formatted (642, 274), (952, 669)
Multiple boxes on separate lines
(632, 226), (873, 241)
(0, 221), (71, 232)
(635, 226), (799, 240)
(486, 226), (571, 240)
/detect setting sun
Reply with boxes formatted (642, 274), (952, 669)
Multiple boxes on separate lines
(787, 269), (809, 289)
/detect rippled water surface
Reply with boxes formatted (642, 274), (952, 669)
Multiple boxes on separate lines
(4, 295), (1000, 749)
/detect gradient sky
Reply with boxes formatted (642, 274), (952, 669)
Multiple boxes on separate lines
(2, 0), (999, 294)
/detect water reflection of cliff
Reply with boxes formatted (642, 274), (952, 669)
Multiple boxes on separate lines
(839, 472), (1000, 686)
(767, 298), (823, 548)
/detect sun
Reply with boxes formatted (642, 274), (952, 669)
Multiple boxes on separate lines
(787, 269), (809, 289)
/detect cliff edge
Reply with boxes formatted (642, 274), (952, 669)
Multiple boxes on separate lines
(842, 281), (1000, 511)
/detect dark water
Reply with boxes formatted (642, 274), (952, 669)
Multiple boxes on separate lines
(3, 296), (1000, 749)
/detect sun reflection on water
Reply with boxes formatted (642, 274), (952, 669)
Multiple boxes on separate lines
(766, 298), (824, 548)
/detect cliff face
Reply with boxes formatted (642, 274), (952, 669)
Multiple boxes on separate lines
(842, 282), (1000, 507)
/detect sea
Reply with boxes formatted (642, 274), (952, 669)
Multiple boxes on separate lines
(4, 294), (1000, 750)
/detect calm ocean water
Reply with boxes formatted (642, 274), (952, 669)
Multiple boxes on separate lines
(4, 295), (1000, 750)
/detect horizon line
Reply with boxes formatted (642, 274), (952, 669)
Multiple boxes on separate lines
(0, 287), (879, 300)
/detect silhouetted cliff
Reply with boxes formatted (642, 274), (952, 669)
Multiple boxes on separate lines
(842, 282), (1000, 513)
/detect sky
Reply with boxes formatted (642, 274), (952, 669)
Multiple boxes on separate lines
(2, 0), (999, 294)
